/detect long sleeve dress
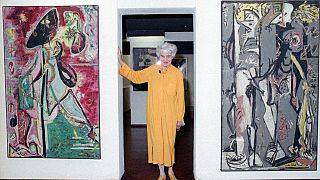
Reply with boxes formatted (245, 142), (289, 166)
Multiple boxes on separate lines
(119, 63), (185, 167)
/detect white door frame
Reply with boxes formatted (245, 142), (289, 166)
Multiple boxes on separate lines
(117, 7), (196, 177)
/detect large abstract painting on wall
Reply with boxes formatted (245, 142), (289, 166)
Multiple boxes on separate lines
(132, 48), (157, 91)
(221, 1), (319, 170)
(3, 6), (100, 159)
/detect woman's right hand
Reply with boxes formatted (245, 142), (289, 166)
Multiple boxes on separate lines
(118, 47), (124, 66)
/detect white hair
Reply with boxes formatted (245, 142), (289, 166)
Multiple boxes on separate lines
(157, 42), (178, 58)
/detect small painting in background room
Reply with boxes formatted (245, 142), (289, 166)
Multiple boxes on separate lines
(221, 1), (319, 171)
(132, 48), (157, 91)
(172, 57), (188, 90)
(3, 6), (100, 159)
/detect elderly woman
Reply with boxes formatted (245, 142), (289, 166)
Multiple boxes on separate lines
(118, 42), (185, 180)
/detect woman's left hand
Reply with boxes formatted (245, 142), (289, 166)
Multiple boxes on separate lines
(118, 47), (124, 65)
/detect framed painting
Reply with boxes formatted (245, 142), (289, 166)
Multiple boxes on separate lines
(132, 47), (157, 91)
(221, 1), (319, 170)
(3, 6), (100, 159)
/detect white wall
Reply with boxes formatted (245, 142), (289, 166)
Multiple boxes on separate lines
(0, 0), (123, 179)
(194, 1), (219, 179)
(118, 0), (195, 9)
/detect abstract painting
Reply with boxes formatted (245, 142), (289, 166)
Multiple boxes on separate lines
(3, 6), (100, 159)
(132, 47), (157, 91)
(221, 1), (319, 170)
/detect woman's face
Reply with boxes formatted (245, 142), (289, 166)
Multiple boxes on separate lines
(160, 50), (173, 68)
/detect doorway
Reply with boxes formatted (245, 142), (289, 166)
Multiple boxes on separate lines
(119, 9), (195, 180)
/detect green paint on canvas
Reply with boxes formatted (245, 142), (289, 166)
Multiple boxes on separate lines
(46, 113), (100, 159)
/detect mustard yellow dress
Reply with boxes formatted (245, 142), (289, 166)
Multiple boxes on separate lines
(120, 63), (185, 167)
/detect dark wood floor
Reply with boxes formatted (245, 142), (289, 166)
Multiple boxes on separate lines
(121, 110), (194, 180)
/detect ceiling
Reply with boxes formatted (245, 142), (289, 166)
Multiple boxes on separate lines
(122, 14), (193, 37)
(122, 14), (194, 54)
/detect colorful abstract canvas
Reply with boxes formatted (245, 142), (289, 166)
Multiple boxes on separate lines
(221, 1), (319, 170)
(3, 6), (100, 159)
